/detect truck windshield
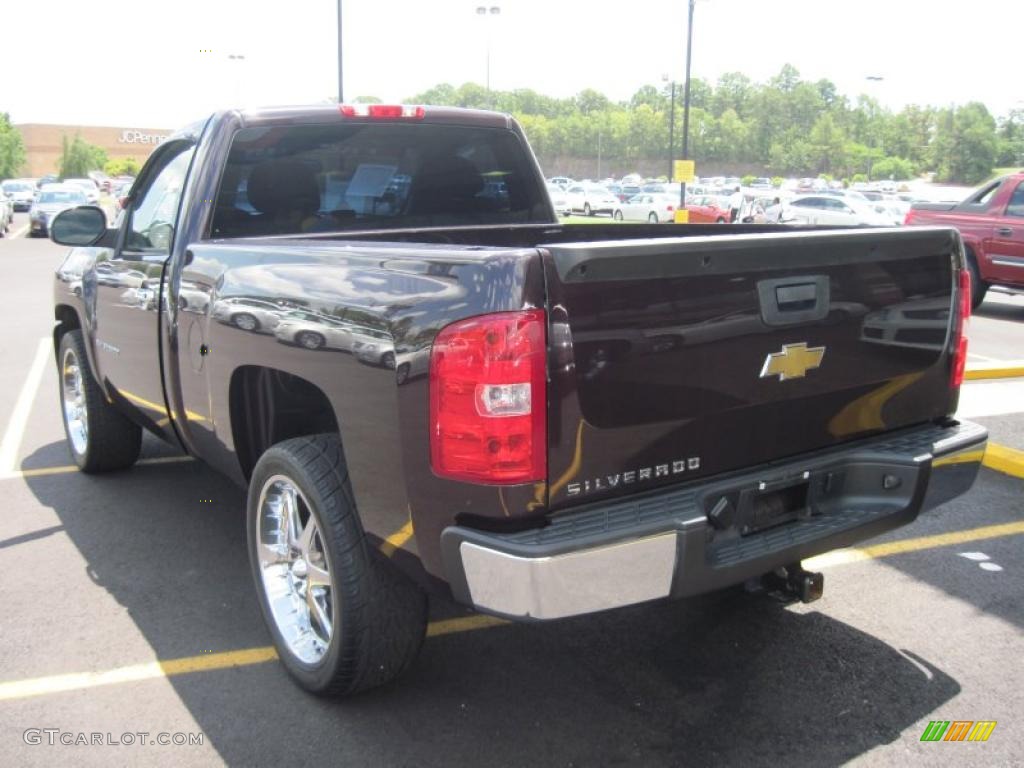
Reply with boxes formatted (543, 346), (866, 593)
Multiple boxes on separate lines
(210, 122), (550, 237)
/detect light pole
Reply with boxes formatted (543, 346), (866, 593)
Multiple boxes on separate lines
(475, 5), (501, 102)
(663, 74), (676, 182)
(227, 54), (246, 106)
(342, 0), (350, 103)
(679, 0), (696, 212)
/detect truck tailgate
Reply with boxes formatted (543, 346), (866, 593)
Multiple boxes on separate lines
(541, 227), (960, 510)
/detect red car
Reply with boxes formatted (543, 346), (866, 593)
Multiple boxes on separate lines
(685, 194), (730, 223)
(905, 173), (1024, 307)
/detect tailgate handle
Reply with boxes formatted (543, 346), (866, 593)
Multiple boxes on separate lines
(758, 275), (830, 326)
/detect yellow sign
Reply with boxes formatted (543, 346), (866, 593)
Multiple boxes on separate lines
(673, 209), (690, 224)
(759, 343), (826, 382)
(673, 160), (695, 183)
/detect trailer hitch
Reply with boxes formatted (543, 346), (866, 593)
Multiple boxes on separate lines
(749, 561), (824, 604)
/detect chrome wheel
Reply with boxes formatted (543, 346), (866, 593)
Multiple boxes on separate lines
(233, 313), (258, 331)
(297, 332), (324, 350)
(61, 346), (88, 455)
(256, 475), (333, 664)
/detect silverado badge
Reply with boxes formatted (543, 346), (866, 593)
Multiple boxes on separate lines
(760, 342), (825, 381)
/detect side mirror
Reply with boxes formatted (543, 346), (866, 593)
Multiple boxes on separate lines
(50, 206), (108, 246)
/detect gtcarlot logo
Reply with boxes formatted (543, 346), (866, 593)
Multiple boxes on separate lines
(23, 729), (204, 747)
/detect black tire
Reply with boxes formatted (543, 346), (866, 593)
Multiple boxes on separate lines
(613, 210), (623, 221)
(648, 212), (659, 223)
(297, 331), (325, 350)
(584, 203), (593, 216)
(381, 351), (395, 369)
(58, 329), (142, 473)
(716, 217), (726, 223)
(965, 249), (988, 310)
(396, 363), (411, 385)
(247, 435), (427, 696)
(232, 312), (260, 332)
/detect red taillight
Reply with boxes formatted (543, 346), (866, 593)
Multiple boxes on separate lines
(429, 310), (547, 484)
(666, 205), (675, 211)
(903, 210), (914, 226)
(951, 268), (971, 388)
(339, 104), (425, 119)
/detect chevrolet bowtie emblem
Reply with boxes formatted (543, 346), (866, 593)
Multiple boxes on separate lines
(760, 342), (826, 381)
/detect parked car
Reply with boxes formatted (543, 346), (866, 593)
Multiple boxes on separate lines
(29, 186), (88, 236)
(211, 296), (288, 332)
(47, 102), (983, 700)
(63, 178), (101, 205)
(751, 177), (773, 190)
(612, 193), (676, 223)
(1, 179), (37, 211)
(684, 194), (731, 223)
(351, 327), (396, 368)
(545, 182), (571, 216)
(783, 195), (894, 227)
(274, 309), (359, 350)
(565, 184), (619, 216)
(0, 191), (12, 235)
(547, 176), (573, 189)
(905, 173), (1024, 307)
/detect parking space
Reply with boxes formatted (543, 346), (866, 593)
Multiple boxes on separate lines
(1, 235), (1022, 766)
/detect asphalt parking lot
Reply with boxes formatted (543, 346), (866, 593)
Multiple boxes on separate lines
(1, 215), (1023, 767)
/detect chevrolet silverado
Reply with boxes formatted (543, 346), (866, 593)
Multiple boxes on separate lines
(49, 104), (986, 696)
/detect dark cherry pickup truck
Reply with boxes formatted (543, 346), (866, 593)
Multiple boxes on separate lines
(906, 172), (1024, 307)
(49, 104), (986, 696)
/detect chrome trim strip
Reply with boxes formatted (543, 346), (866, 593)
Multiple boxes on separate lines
(459, 534), (678, 619)
(991, 258), (1024, 269)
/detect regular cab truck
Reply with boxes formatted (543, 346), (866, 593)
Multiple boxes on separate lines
(50, 104), (986, 696)
(905, 172), (1024, 307)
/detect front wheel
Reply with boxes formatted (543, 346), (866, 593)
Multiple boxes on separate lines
(58, 330), (142, 472)
(232, 312), (260, 332)
(966, 250), (988, 309)
(584, 203), (593, 216)
(381, 351), (395, 369)
(296, 331), (325, 350)
(613, 210), (624, 221)
(248, 435), (427, 696)
(648, 212), (659, 223)
(716, 217), (726, 224)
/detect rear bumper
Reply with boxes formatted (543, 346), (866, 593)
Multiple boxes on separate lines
(441, 420), (987, 620)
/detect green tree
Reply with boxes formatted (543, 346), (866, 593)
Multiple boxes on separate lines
(58, 134), (108, 179)
(104, 157), (141, 177)
(870, 157), (916, 180)
(0, 113), (26, 179)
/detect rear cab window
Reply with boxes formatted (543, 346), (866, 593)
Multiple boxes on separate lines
(210, 122), (550, 238)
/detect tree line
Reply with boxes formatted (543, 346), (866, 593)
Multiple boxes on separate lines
(408, 65), (1024, 184)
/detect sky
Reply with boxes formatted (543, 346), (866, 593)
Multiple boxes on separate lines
(5, 0), (1023, 129)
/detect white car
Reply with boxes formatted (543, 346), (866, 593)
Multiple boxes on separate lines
(63, 178), (101, 205)
(274, 310), (359, 351)
(783, 195), (894, 227)
(1, 179), (37, 211)
(612, 193), (676, 223)
(565, 184), (620, 216)
(546, 183), (571, 216)
(212, 297), (288, 332)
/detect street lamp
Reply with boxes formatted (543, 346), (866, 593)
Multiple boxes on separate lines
(475, 5), (501, 100)
(663, 74), (676, 182)
(227, 54), (246, 105)
(678, 0), (697, 213)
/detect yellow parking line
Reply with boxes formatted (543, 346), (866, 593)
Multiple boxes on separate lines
(0, 456), (194, 481)
(2, 514), (1023, 701)
(0, 615), (505, 702)
(379, 520), (414, 557)
(964, 362), (1024, 381)
(983, 443), (1024, 479)
(805, 520), (1024, 569)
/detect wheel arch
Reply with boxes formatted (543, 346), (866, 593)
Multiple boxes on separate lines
(229, 365), (342, 481)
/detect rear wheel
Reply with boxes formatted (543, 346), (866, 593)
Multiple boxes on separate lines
(248, 435), (427, 696)
(381, 351), (395, 369)
(965, 249), (988, 309)
(648, 212), (659, 223)
(584, 203), (593, 216)
(613, 210), (624, 221)
(716, 217), (726, 223)
(297, 331), (325, 350)
(232, 312), (259, 332)
(58, 330), (142, 472)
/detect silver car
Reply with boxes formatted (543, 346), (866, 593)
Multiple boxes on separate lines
(211, 297), (288, 332)
(30, 186), (89, 236)
(274, 310), (358, 350)
(351, 328), (395, 368)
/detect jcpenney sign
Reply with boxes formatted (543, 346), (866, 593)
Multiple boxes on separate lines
(118, 130), (170, 145)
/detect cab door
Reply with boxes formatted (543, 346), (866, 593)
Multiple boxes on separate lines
(986, 180), (1024, 284)
(91, 140), (196, 437)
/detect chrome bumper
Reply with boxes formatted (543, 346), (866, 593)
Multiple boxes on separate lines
(442, 420), (987, 621)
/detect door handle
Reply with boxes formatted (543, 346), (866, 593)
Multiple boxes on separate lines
(996, 227), (1013, 237)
